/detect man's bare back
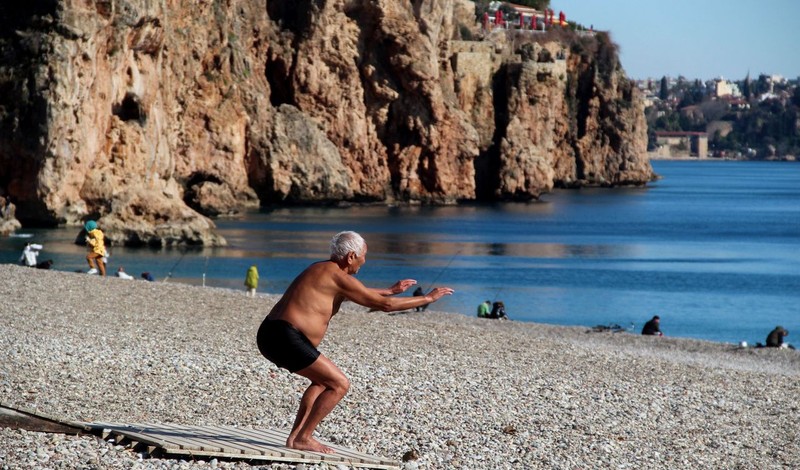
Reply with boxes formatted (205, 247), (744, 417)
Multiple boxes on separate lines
(257, 231), (453, 454)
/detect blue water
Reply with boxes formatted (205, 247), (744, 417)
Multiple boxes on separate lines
(2, 161), (799, 345)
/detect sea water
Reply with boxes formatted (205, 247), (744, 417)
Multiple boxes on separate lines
(2, 161), (798, 345)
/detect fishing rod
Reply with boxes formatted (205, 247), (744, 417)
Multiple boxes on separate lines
(383, 248), (462, 315)
(425, 248), (462, 291)
(492, 287), (503, 302)
(163, 249), (187, 282)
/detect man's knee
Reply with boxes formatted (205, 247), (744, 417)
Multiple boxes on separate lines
(328, 375), (350, 397)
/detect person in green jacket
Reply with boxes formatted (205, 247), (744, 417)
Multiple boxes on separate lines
(477, 300), (491, 318)
(245, 265), (259, 297)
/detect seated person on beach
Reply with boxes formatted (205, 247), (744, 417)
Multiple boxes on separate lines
(765, 326), (792, 348)
(36, 259), (53, 270)
(641, 315), (663, 336)
(413, 286), (427, 311)
(490, 301), (508, 320)
(116, 266), (135, 280)
(257, 231), (453, 454)
(477, 300), (491, 318)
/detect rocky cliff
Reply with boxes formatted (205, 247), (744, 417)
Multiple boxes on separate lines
(0, 0), (653, 244)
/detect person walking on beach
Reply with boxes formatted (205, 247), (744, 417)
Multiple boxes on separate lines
(256, 231), (454, 454)
(84, 220), (107, 276)
(641, 315), (663, 336)
(244, 264), (259, 297)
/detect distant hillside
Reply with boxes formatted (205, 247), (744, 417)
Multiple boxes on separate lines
(643, 75), (800, 160)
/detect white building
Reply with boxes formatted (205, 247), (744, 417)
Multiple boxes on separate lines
(715, 79), (741, 98)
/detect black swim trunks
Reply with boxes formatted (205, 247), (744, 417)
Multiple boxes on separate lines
(257, 319), (321, 372)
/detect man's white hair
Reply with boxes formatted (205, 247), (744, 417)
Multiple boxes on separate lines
(330, 231), (365, 260)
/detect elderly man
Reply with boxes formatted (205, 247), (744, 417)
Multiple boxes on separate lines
(257, 231), (454, 453)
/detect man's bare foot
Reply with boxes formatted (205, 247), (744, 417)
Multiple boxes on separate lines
(290, 436), (335, 454)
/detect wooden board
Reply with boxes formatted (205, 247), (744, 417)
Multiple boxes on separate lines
(89, 421), (400, 469)
(0, 403), (399, 469)
(0, 402), (90, 434)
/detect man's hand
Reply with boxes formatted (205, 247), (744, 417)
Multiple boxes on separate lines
(389, 279), (417, 295)
(426, 287), (455, 302)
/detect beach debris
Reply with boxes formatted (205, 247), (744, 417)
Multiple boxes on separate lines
(502, 424), (517, 435)
(588, 324), (626, 333)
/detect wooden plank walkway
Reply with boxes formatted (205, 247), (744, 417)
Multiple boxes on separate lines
(0, 404), (399, 469)
(88, 421), (400, 469)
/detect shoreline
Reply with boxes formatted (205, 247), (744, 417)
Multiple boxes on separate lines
(1, 265), (799, 468)
(648, 155), (797, 162)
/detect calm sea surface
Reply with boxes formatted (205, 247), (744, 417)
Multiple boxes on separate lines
(2, 161), (799, 345)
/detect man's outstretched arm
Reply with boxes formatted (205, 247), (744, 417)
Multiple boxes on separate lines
(338, 274), (453, 312)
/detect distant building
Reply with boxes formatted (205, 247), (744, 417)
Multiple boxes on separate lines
(769, 74), (786, 85)
(505, 2), (540, 21)
(654, 131), (708, 158)
(489, 2), (546, 30)
(714, 79), (741, 98)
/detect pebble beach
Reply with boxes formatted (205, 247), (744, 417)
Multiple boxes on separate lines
(1, 264), (798, 469)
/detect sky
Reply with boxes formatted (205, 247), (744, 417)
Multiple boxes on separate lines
(550, 0), (800, 81)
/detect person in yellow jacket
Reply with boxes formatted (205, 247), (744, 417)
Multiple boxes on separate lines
(244, 264), (259, 297)
(84, 220), (106, 276)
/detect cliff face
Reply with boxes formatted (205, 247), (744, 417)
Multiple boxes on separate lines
(0, 0), (653, 244)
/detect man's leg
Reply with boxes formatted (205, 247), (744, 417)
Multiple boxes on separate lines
(286, 382), (324, 447)
(97, 257), (106, 276)
(87, 253), (97, 270)
(288, 354), (350, 453)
